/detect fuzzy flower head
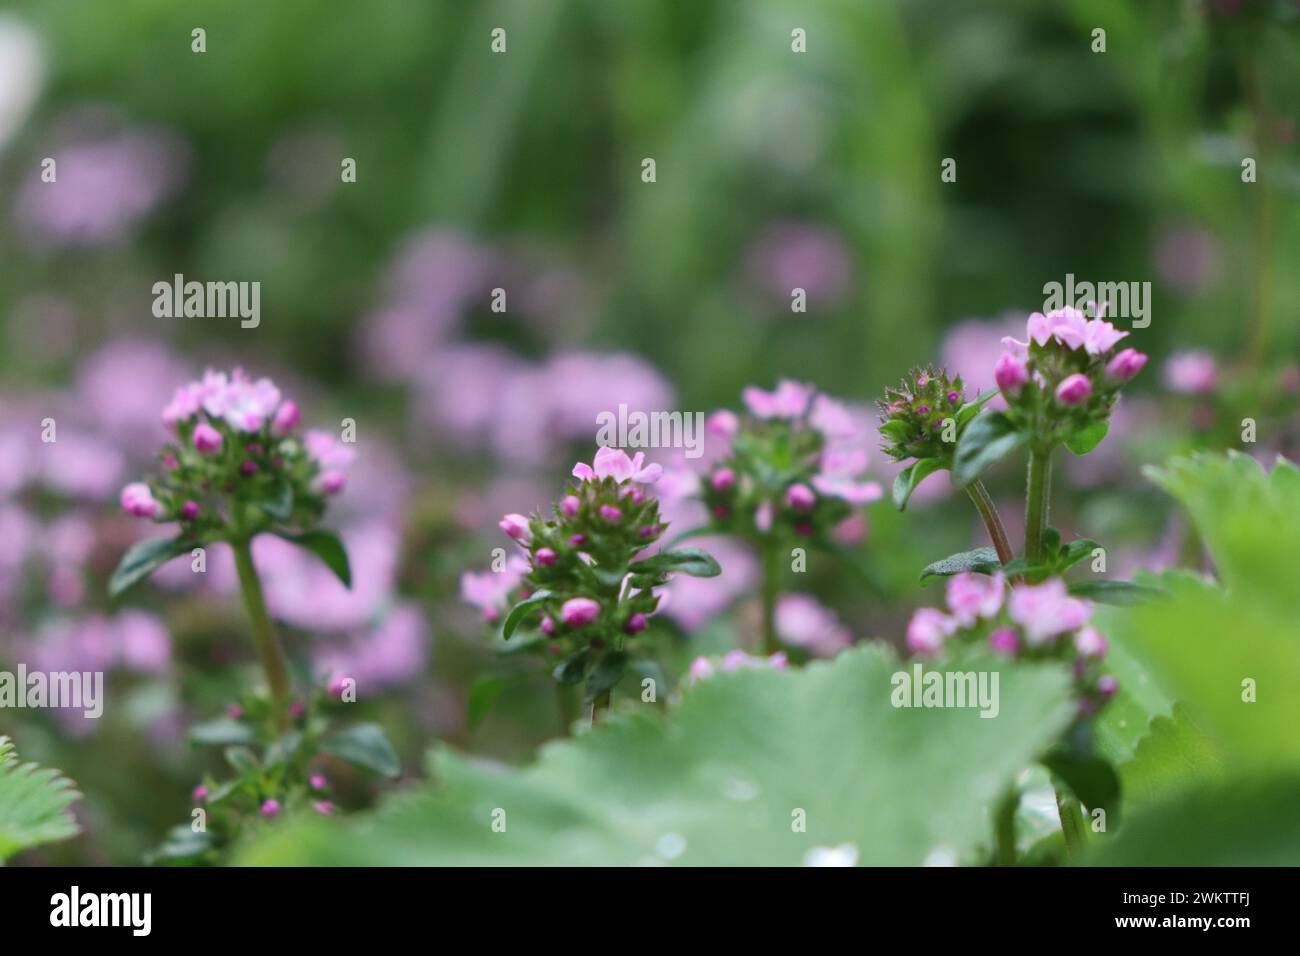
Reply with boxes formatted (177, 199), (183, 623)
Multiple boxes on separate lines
(996, 307), (1147, 450)
(490, 447), (720, 699)
(117, 369), (351, 549)
(703, 383), (881, 544)
(877, 365), (972, 465)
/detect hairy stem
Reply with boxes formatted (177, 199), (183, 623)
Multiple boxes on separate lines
(965, 479), (1015, 566)
(232, 537), (291, 731)
(1025, 448), (1053, 567)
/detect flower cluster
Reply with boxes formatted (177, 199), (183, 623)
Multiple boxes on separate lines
(495, 447), (719, 703)
(906, 572), (1116, 714)
(699, 380), (882, 543)
(685, 649), (788, 685)
(877, 365), (974, 466)
(118, 368), (351, 537)
(994, 306), (1147, 447)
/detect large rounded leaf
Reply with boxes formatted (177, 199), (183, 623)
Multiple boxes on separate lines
(238, 645), (1073, 866)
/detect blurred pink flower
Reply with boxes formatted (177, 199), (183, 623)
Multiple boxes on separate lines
(945, 571), (1004, 627)
(572, 446), (662, 484)
(775, 593), (852, 657)
(1008, 579), (1091, 646)
(17, 127), (188, 248)
(460, 555), (529, 622)
(316, 603), (429, 690)
(1163, 351), (1218, 394)
(746, 222), (852, 308)
(742, 380), (813, 419)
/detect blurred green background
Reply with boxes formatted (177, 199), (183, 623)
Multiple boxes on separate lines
(1, 0), (1297, 864)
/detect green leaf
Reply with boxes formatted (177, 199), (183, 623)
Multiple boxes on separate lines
(321, 722), (401, 779)
(224, 746), (259, 776)
(145, 824), (216, 866)
(109, 536), (193, 597)
(1086, 774), (1300, 866)
(467, 676), (508, 732)
(583, 651), (628, 703)
(552, 647), (590, 685)
(918, 547), (1002, 583)
(274, 529), (351, 589)
(1056, 538), (1099, 572)
(955, 390), (998, 429)
(237, 645), (1075, 866)
(630, 548), (721, 578)
(0, 737), (81, 861)
(892, 458), (944, 511)
(1068, 579), (1165, 605)
(502, 590), (552, 640)
(952, 412), (1027, 487)
(188, 718), (255, 746)
(265, 731), (303, 767)
(1063, 420), (1108, 456)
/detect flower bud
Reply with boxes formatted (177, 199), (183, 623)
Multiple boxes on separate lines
(260, 799), (281, 818)
(1055, 373), (1092, 406)
(988, 627), (1020, 657)
(499, 513), (531, 543)
(272, 400), (300, 436)
(560, 495), (580, 517)
(994, 351), (1029, 394)
(120, 482), (160, 519)
(1105, 348), (1148, 382)
(1074, 626), (1108, 658)
(309, 774), (327, 791)
(181, 500), (201, 520)
(560, 597), (600, 628)
(785, 483), (815, 511)
(599, 504), (622, 522)
(710, 467), (736, 492)
(535, 547), (557, 567)
(905, 608), (954, 656)
(624, 612), (648, 635)
(193, 422), (223, 454)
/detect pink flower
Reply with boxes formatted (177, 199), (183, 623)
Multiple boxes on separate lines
(272, 400), (300, 436)
(312, 801), (335, 816)
(994, 351), (1029, 394)
(1008, 579), (1091, 646)
(754, 501), (773, 533)
(459, 556), (529, 622)
(1097, 675), (1118, 698)
(786, 483), (816, 511)
(1074, 626), (1108, 658)
(1105, 348), (1148, 382)
(710, 467), (736, 492)
(228, 703), (245, 720)
(906, 607), (956, 656)
(180, 500), (200, 520)
(326, 674), (350, 697)
(599, 504), (622, 522)
(988, 628), (1019, 657)
(560, 597), (600, 628)
(572, 446), (662, 484)
(1055, 373), (1092, 406)
(945, 571), (1005, 626)
(624, 612), (648, 634)
(742, 380), (813, 419)
(687, 656), (715, 683)
(120, 482), (160, 518)
(811, 447), (882, 505)
(534, 547), (557, 567)
(560, 495), (580, 517)
(1083, 318), (1127, 355)
(705, 409), (739, 441)
(162, 383), (203, 428)
(192, 422), (223, 454)
(214, 368), (282, 432)
(499, 513), (531, 543)
(775, 594), (852, 657)
(1163, 351), (1217, 394)
(192, 784), (209, 802)
(809, 394), (860, 441)
(304, 430), (356, 470)
(314, 470), (347, 495)
(260, 799), (281, 818)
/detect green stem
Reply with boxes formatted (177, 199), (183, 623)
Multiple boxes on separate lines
(965, 479), (1015, 567)
(231, 537), (291, 731)
(993, 786), (1020, 866)
(556, 683), (580, 734)
(1025, 447), (1053, 567)
(590, 691), (610, 725)
(760, 539), (781, 656)
(1056, 786), (1087, 858)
